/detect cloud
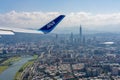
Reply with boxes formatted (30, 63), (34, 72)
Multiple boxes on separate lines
(0, 11), (60, 29)
(0, 11), (120, 33)
(65, 12), (120, 27)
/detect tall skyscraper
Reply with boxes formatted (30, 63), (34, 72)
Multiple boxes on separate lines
(70, 32), (74, 43)
(79, 25), (82, 44)
(80, 25), (82, 38)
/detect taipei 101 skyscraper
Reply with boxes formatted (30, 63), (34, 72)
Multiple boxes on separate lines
(79, 25), (82, 44)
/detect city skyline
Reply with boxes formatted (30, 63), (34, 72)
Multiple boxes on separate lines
(1, 32), (120, 80)
(1, 1), (120, 79)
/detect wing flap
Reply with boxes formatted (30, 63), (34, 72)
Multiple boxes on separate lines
(0, 30), (14, 35)
(12, 28), (44, 34)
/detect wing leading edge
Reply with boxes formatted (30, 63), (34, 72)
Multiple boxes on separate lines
(0, 15), (65, 35)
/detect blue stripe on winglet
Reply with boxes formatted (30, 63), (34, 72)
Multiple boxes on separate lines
(39, 15), (65, 34)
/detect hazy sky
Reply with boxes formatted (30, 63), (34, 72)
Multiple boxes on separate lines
(0, 0), (120, 33)
(0, 0), (120, 13)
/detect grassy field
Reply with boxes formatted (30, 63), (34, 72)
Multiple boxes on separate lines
(14, 61), (34, 80)
(14, 73), (21, 80)
(2, 57), (21, 65)
(33, 54), (38, 60)
(0, 66), (8, 73)
(14, 55), (38, 80)
(0, 57), (21, 74)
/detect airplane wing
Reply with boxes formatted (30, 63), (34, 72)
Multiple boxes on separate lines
(0, 29), (14, 35)
(0, 15), (65, 35)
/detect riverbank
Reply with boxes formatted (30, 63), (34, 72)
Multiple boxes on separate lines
(14, 55), (38, 80)
(0, 57), (21, 73)
(14, 60), (34, 80)
(0, 56), (33, 80)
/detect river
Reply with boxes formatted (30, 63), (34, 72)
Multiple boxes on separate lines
(0, 56), (33, 80)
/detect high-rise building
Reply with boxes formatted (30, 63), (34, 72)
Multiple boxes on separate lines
(70, 32), (74, 44)
(83, 35), (86, 46)
(56, 34), (58, 40)
(79, 25), (82, 44)
(80, 25), (82, 38)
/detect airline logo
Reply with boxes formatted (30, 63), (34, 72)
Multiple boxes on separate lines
(47, 21), (55, 29)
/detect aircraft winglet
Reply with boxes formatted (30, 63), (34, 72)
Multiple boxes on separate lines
(39, 15), (65, 34)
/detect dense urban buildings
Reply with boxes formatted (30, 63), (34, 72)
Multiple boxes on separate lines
(1, 27), (120, 80)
